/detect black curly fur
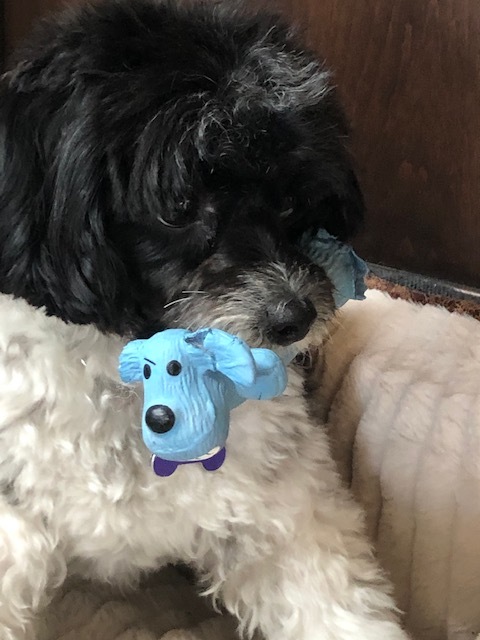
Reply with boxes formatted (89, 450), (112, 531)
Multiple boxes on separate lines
(0, 0), (364, 337)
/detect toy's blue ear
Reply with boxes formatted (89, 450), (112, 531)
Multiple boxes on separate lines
(185, 329), (256, 388)
(119, 340), (144, 383)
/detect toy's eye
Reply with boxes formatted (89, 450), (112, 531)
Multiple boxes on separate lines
(143, 364), (152, 379)
(166, 360), (182, 376)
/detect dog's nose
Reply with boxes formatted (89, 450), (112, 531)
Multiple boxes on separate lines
(145, 405), (176, 434)
(266, 298), (317, 346)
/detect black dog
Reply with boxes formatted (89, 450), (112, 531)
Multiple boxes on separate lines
(0, 0), (363, 340)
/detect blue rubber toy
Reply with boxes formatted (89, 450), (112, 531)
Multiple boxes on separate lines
(301, 229), (368, 307)
(119, 328), (291, 476)
(119, 230), (368, 477)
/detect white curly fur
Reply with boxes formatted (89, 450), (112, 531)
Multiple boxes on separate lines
(0, 292), (409, 640)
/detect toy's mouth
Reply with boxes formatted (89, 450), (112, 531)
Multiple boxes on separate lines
(189, 446), (221, 462)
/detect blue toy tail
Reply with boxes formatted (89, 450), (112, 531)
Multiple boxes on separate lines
(300, 229), (368, 307)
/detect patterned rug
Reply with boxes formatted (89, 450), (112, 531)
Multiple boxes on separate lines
(366, 264), (480, 320)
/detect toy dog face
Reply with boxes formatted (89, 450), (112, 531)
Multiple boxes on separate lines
(0, 0), (363, 345)
(120, 329), (261, 460)
(121, 331), (222, 460)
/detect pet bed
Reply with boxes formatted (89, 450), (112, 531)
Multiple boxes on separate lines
(41, 289), (480, 640)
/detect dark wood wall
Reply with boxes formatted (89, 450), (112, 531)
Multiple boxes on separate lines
(5, 0), (59, 54)
(276, 0), (480, 287)
(3, 0), (480, 286)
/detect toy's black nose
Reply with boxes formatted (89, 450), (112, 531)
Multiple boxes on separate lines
(145, 405), (176, 434)
(266, 298), (317, 346)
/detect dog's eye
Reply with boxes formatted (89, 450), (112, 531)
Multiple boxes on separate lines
(157, 213), (191, 228)
(280, 207), (293, 218)
(280, 196), (294, 218)
(143, 364), (152, 379)
(157, 199), (194, 229)
(166, 360), (182, 376)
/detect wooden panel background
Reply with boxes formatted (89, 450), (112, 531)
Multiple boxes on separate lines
(4, 0), (63, 54)
(274, 0), (480, 287)
(3, 0), (480, 286)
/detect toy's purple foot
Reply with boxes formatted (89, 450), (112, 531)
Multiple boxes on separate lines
(151, 455), (178, 477)
(202, 447), (226, 471)
(151, 449), (226, 476)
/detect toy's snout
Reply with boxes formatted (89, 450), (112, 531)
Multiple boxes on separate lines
(145, 405), (176, 434)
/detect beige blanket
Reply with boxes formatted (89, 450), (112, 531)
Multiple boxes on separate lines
(41, 567), (236, 640)
(42, 291), (480, 640)
(319, 291), (480, 640)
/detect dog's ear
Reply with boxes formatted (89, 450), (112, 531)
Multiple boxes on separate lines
(278, 88), (365, 243)
(0, 68), (133, 332)
(206, 12), (366, 243)
(314, 166), (365, 242)
(270, 121), (365, 243)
